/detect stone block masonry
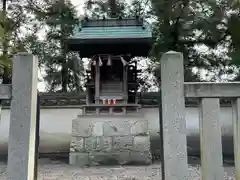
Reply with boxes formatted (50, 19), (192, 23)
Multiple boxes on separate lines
(69, 113), (152, 166)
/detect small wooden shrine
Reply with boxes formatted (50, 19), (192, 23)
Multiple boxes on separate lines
(67, 17), (153, 166)
(66, 17), (152, 115)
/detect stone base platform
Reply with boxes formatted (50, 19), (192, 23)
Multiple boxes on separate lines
(69, 113), (152, 166)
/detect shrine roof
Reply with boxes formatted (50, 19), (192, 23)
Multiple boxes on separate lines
(72, 26), (151, 40)
(70, 18), (151, 40)
(66, 18), (153, 57)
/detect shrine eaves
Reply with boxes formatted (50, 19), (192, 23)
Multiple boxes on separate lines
(66, 16), (153, 58)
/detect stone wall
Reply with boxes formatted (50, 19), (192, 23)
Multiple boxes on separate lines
(69, 113), (152, 166)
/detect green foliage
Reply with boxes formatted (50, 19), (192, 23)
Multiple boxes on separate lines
(26, 0), (84, 92)
(84, 0), (233, 82)
(3, 0), (240, 91)
(0, 0), (29, 83)
(150, 0), (235, 81)
(84, 0), (130, 18)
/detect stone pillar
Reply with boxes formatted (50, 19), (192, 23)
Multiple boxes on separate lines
(233, 98), (240, 180)
(95, 58), (100, 104)
(8, 53), (38, 180)
(160, 51), (188, 180)
(199, 98), (224, 180)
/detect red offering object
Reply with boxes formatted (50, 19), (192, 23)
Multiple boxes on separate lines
(103, 99), (106, 104)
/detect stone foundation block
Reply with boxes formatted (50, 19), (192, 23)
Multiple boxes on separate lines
(70, 113), (152, 166)
(85, 137), (101, 151)
(110, 151), (131, 165)
(112, 136), (133, 151)
(133, 135), (151, 152)
(70, 137), (84, 152)
(99, 137), (112, 152)
(130, 151), (152, 165)
(72, 116), (148, 136)
(69, 152), (89, 167)
(103, 120), (131, 136)
(89, 151), (131, 165)
(130, 120), (148, 135)
(92, 122), (104, 136)
(72, 119), (93, 137)
(83, 136), (113, 152)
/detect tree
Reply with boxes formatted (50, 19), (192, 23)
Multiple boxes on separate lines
(0, 0), (28, 84)
(83, 0), (240, 86)
(84, 0), (127, 18)
(27, 0), (84, 92)
(150, 0), (234, 82)
(0, 0), (9, 83)
(222, 1), (240, 81)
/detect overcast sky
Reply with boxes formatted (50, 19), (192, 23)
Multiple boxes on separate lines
(70, 0), (85, 15)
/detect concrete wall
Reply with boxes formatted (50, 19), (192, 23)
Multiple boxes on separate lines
(0, 106), (234, 156)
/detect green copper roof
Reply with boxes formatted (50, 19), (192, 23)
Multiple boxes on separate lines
(66, 18), (153, 57)
(69, 18), (152, 41)
(71, 26), (151, 39)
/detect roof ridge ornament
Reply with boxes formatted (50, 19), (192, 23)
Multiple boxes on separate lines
(98, 55), (103, 66)
(107, 55), (112, 66)
(120, 56), (127, 66)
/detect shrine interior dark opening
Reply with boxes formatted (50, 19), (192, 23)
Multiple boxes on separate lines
(100, 58), (123, 83)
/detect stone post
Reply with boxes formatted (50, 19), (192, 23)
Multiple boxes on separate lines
(233, 99), (240, 180)
(160, 51), (188, 180)
(7, 53), (38, 180)
(199, 98), (224, 180)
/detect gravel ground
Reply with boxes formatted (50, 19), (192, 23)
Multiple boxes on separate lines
(0, 158), (236, 180)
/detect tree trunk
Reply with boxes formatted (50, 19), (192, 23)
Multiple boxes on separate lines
(108, 0), (117, 18)
(163, 0), (172, 51)
(60, 0), (68, 92)
(2, 0), (10, 84)
(61, 62), (68, 92)
(60, 42), (68, 92)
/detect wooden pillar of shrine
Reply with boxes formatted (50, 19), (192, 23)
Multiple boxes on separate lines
(123, 66), (128, 104)
(86, 88), (90, 105)
(95, 58), (100, 104)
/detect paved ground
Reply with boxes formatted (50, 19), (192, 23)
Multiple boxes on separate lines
(0, 158), (236, 180)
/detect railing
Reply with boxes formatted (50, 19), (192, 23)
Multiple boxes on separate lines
(185, 82), (240, 180)
(0, 88), (228, 107)
(160, 51), (240, 180)
(80, 104), (141, 116)
(19, 91), (229, 107)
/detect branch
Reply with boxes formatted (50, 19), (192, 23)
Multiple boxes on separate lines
(179, 29), (230, 47)
(170, 0), (190, 48)
(0, 22), (4, 28)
